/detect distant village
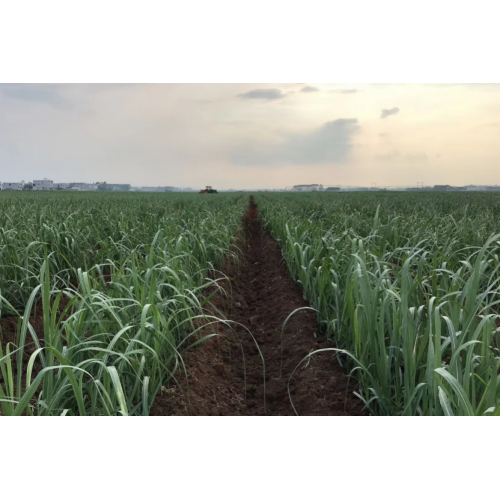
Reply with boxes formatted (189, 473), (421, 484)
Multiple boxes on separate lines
(0, 179), (195, 192)
(2, 179), (500, 193)
(290, 184), (500, 192)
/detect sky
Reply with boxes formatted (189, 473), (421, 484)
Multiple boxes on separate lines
(1, 83), (500, 189)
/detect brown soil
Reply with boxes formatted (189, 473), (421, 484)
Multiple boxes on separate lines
(151, 197), (365, 416)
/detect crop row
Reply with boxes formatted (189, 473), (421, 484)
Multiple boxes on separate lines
(258, 192), (500, 416)
(0, 192), (246, 416)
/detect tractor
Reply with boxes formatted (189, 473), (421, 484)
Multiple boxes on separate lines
(199, 186), (218, 194)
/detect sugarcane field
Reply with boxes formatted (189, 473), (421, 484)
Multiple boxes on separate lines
(1, 189), (499, 416)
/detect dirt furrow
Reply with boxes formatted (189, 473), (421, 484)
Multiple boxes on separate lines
(151, 197), (364, 416)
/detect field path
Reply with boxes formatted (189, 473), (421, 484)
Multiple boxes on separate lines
(151, 197), (364, 416)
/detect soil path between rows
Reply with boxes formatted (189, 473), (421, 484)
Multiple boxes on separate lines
(151, 197), (364, 416)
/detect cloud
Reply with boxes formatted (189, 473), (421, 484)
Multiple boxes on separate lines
(332, 89), (359, 94)
(380, 107), (400, 119)
(300, 86), (320, 93)
(232, 118), (360, 166)
(0, 83), (66, 107)
(238, 88), (285, 100)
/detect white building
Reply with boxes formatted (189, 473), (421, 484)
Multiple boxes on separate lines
(1, 182), (23, 191)
(53, 183), (70, 190)
(33, 179), (54, 190)
(69, 183), (98, 191)
(292, 184), (324, 192)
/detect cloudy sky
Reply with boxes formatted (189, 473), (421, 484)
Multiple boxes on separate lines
(1, 83), (499, 189)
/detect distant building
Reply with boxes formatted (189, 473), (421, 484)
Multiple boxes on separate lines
(33, 179), (54, 190)
(69, 183), (98, 191)
(1, 182), (23, 191)
(325, 187), (340, 192)
(293, 184), (323, 192)
(99, 183), (131, 191)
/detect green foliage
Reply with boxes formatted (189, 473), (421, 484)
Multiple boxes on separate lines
(0, 191), (245, 416)
(258, 191), (500, 416)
